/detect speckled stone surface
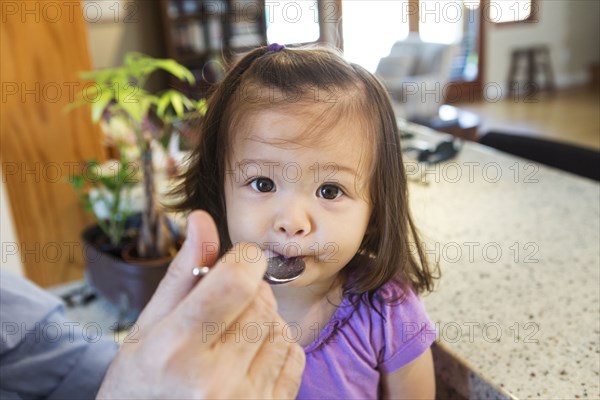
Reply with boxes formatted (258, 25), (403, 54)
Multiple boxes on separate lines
(402, 123), (600, 399)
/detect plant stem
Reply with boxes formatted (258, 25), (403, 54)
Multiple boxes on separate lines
(137, 141), (158, 258)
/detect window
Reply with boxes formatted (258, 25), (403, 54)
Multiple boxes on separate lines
(418, 0), (464, 44)
(418, 1), (479, 81)
(341, 1), (409, 72)
(265, 0), (321, 45)
(488, 0), (536, 24)
(340, 0), (491, 101)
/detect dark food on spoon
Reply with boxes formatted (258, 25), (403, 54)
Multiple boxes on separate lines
(264, 255), (305, 284)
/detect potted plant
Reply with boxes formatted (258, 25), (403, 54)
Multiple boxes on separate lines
(69, 52), (205, 312)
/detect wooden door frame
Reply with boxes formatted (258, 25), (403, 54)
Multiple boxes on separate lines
(1, 1), (106, 286)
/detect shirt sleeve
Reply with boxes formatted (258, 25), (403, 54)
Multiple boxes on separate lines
(377, 285), (437, 374)
(0, 269), (118, 399)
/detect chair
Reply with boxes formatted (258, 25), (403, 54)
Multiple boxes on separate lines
(375, 33), (459, 120)
(479, 131), (600, 181)
(507, 46), (555, 96)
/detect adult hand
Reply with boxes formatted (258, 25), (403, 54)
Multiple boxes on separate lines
(97, 210), (305, 399)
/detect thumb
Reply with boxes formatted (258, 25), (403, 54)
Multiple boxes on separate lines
(137, 210), (221, 328)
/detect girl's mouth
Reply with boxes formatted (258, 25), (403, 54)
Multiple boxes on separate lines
(264, 253), (306, 285)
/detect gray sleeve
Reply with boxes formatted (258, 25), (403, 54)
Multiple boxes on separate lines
(0, 269), (118, 399)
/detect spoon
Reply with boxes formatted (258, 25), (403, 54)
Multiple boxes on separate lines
(193, 254), (306, 285)
(264, 255), (306, 284)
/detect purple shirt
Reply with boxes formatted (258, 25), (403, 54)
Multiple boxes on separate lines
(297, 280), (436, 399)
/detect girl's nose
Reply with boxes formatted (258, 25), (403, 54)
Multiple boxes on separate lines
(273, 201), (312, 238)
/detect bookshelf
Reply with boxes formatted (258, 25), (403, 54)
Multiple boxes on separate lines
(159, 0), (267, 97)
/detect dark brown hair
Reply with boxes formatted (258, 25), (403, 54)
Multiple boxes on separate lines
(171, 45), (439, 297)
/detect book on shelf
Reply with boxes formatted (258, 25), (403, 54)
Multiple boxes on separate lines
(188, 22), (205, 53)
(173, 22), (206, 54)
(208, 17), (223, 51)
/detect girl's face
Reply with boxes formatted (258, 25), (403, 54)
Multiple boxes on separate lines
(224, 108), (372, 289)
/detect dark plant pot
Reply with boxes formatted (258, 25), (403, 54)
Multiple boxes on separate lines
(81, 222), (171, 313)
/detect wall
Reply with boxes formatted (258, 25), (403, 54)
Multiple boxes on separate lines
(85, 0), (165, 69)
(484, 0), (600, 91)
(1, 166), (24, 276)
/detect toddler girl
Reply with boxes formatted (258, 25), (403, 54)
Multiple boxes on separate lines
(174, 44), (439, 398)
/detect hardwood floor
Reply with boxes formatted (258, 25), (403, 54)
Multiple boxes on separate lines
(455, 86), (600, 151)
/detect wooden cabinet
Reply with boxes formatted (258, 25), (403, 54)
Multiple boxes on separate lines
(159, 0), (267, 97)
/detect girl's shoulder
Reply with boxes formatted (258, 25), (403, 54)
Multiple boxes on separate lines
(348, 279), (436, 372)
(354, 278), (428, 325)
(323, 277), (430, 338)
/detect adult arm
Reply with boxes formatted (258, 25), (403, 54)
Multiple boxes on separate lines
(0, 269), (117, 399)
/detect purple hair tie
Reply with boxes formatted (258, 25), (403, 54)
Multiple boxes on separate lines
(266, 43), (285, 52)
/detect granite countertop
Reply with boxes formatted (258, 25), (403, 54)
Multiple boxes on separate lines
(402, 122), (600, 399)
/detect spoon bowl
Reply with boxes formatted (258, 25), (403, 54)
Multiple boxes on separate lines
(264, 256), (306, 284)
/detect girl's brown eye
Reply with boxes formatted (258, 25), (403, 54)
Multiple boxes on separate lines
(318, 184), (342, 200)
(250, 177), (275, 192)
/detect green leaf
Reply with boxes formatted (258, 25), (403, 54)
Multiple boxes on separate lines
(156, 90), (203, 119)
(69, 175), (85, 190)
(180, 93), (196, 110)
(115, 85), (142, 122)
(91, 89), (114, 123)
(100, 176), (118, 191)
(156, 92), (172, 118)
(80, 69), (116, 84)
(124, 51), (145, 66)
(197, 98), (208, 115)
(170, 92), (184, 117)
(158, 130), (172, 149)
(139, 96), (156, 120)
(155, 59), (196, 84)
(81, 196), (94, 214)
